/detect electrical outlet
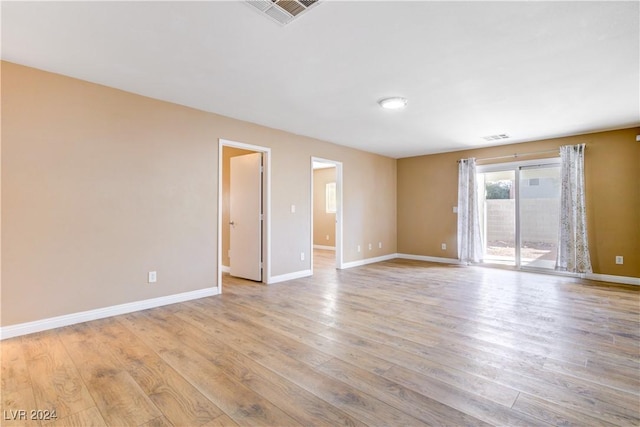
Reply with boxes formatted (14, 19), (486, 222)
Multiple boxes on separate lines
(148, 271), (157, 283)
(368, 243), (372, 250)
(378, 242), (382, 249)
(290, 204), (296, 213)
(357, 245), (361, 253)
(615, 256), (624, 265)
(441, 243), (447, 250)
(300, 252), (305, 261)
(326, 234), (330, 240)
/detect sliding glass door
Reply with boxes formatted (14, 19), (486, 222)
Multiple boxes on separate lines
(478, 159), (561, 270)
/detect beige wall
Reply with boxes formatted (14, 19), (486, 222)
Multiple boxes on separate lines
(221, 147), (255, 267)
(7, 59), (632, 330)
(313, 167), (336, 247)
(1, 62), (397, 326)
(397, 127), (640, 278)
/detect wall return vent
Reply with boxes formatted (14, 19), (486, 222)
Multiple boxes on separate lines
(482, 134), (510, 142)
(246, 0), (322, 25)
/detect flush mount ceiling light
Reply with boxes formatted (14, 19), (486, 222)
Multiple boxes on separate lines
(378, 97), (408, 110)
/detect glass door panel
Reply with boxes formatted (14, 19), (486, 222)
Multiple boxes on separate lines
(519, 165), (561, 269)
(479, 170), (516, 266)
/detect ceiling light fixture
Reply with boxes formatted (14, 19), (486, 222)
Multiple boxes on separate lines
(378, 97), (408, 110)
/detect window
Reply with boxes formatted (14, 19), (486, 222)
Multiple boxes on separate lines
(326, 182), (336, 213)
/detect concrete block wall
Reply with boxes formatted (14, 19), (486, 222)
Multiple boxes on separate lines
(485, 199), (558, 244)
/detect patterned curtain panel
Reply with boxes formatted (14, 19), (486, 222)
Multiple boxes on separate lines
(457, 158), (483, 264)
(556, 144), (593, 273)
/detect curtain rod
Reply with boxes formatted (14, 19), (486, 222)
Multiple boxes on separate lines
(457, 148), (560, 163)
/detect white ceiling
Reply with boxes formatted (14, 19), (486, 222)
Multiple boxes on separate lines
(2, 1), (638, 158)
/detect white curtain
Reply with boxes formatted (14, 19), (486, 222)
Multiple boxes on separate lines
(457, 158), (483, 264)
(556, 144), (592, 273)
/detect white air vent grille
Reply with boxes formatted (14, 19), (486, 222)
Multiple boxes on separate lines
(482, 134), (510, 141)
(247, 0), (272, 12)
(265, 4), (293, 24)
(246, 0), (322, 26)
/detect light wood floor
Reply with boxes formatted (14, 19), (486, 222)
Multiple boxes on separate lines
(2, 250), (639, 426)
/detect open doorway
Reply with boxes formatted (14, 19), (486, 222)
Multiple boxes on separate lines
(218, 139), (271, 292)
(311, 157), (343, 273)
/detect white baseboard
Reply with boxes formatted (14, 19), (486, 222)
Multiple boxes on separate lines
(585, 273), (640, 286)
(313, 245), (336, 251)
(268, 269), (312, 284)
(396, 253), (461, 264)
(397, 254), (639, 285)
(0, 287), (219, 340)
(341, 253), (398, 269)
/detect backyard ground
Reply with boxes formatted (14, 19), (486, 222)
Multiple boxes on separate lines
(486, 240), (557, 261)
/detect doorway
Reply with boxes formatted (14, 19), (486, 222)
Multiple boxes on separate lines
(311, 157), (343, 273)
(477, 158), (561, 270)
(218, 139), (271, 292)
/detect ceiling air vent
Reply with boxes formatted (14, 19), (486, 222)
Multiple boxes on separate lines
(246, 0), (322, 25)
(482, 134), (510, 142)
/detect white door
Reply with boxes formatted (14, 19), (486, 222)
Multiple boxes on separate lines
(230, 153), (263, 281)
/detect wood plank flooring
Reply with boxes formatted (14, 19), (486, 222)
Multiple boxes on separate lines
(2, 250), (639, 426)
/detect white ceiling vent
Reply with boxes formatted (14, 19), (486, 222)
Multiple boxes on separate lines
(246, 0), (322, 26)
(482, 134), (510, 141)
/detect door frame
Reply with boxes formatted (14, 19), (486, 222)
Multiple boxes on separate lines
(310, 157), (344, 272)
(477, 157), (561, 271)
(218, 139), (271, 292)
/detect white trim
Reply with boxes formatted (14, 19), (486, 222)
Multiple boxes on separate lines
(398, 253), (639, 285)
(0, 287), (218, 340)
(268, 269), (312, 284)
(221, 265), (231, 273)
(219, 139), (271, 290)
(340, 253), (398, 269)
(585, 273), (640, 286)
(313, 245), (335, 251)
(396, 253), (462, 264)
(335, 162), (344, 269)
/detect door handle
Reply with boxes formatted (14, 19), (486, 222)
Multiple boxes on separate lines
(229, 221), (235, 226)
